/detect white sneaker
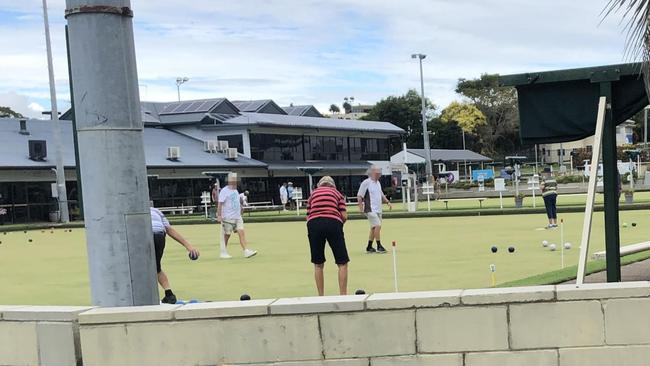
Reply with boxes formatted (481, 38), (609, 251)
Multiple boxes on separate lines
(220, 252), (232, 259)
(243, 249), (258, 258)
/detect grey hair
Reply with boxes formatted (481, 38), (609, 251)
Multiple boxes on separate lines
(367, 164), (381, 176)
(317, 176), (336, 188)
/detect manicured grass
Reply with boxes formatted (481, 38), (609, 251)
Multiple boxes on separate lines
(2, 208), (650, 305)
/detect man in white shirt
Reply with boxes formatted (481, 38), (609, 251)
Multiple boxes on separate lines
(150, 206), (200, 304)
(217, 173), (258, 259)
(280, 183), (288, 210)
(357, 165), (392, 253)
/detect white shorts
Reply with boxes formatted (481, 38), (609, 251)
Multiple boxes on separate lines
(222, 218), (244, 235)
(366, 212), (382, 228)
(281, 198), (288, 205)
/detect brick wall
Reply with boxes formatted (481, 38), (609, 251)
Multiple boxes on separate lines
(3, 282), (650, 365)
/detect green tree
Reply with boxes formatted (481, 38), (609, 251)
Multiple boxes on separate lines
(455, 74), (519, 158)
(0, 106), (23, 118)
(363, 89), (436, 149)
(329, 104), (340, 114)
(440, 101), (486, 132)
(342, 101), (352, 114)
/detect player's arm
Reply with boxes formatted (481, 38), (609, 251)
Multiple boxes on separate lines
(381, 191), (393, 210)
(216, 202), (223, 222)
(339, 194), (348, 223)
(356, 181), (367, 212)
(166, 225), (200, 258)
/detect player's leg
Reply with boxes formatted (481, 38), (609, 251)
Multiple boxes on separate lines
(220, 222), (233, 259)
(154, 233), (176, 303)
(236, 219), (257, 258)
(329, 219), (350, 295)
(372, 214), (386, 253)
(308, 219), (327, 296)
(366, 213), (377, 253)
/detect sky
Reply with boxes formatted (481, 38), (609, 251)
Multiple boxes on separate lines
(0, 0), (635, 119)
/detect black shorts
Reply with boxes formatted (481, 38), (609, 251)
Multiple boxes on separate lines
(153, 232), (166, 273)
(307, 217), (349, 265)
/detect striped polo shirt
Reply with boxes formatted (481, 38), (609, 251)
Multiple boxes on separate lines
(306, 186), (347, 223)
(150, 207), (170, 234)
(542, 178), (558, 197)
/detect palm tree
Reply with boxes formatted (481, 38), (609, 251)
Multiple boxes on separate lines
(329, 104), (340, 114)
(603, 0), (650, 91)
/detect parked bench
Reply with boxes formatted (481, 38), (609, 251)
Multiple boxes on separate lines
(441, 197), (488, 210)
(158, 206), (195, 215)
(243, 201), (284, 215)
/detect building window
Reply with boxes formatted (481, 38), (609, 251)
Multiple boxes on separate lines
(218, 135), (244, 153)
(249, 134), (303, 161)
(349, 137), (389, 160)
(305, 136), (348, 161)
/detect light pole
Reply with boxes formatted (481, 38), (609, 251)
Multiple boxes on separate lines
(176, 77), (189, 101)
(643, 105), (650, 148)
(412, 53), (433, 180)
(42, 0), (70, 223)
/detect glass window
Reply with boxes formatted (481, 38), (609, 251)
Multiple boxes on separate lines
(218, 135), (244, 153)
(305, 136), (348, 161)
(250, 134), (303, 161)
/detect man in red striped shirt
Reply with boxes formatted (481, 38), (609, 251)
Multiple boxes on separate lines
(306, 176), (349, 296)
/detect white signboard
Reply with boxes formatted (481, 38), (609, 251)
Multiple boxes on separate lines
(494, 178), (506, 192)
(440, 170), (460, 184)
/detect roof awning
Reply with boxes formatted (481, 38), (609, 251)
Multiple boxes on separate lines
(267, 161), (371, 174)
(500, 63), (648, 144)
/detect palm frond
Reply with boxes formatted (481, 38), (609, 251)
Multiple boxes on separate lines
(603, 0), (650, 98)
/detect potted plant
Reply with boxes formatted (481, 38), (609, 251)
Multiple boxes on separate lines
(514, 192), (525, 208)
(623, 188), (634, 204)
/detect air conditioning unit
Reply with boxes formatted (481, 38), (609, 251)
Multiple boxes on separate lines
(217, 140), (229, 152)
(226, 148), (238, 160)
(28, 140), (47, 161)
(167, 146), (180, 161)
(203, 140), (218, 152)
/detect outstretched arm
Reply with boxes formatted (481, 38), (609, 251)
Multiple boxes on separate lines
(166, 226), (200, 258)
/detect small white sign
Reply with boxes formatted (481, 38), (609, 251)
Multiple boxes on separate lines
(494, 178), (506, 192)
(51, 183), (58, 198)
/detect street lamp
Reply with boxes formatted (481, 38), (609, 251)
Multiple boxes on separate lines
(42, 0), (69, 223)
(176, 77), (189, 101)
(411, 53), (433, 180)
(644, 105), (649, 147)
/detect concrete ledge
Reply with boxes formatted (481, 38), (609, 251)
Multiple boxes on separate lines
(366, 290), (461, 310)
(270, 295), (367, 315)
(559, 345), (650, 365)
(2, 305), (93, 321)
(556, 281), (650, 300)
(174, 299), (273, 319)
(79, 304), (180, 324)
(0, 305), (28, 319)
(371, 354), (463, 366)
(465, 350), (558, 366)
(461, 286), (555, 305)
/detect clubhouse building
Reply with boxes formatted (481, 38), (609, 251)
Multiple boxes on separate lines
(0, 98), (404, 223)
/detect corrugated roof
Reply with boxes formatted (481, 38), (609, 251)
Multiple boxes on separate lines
(267, 161), (371, 172)
(407, 149), (492, 162)
(215, 112), (404, 135)
(231, 100), (287, 115)
(282, 105), (323, 117)
(0, 118), (265, 169)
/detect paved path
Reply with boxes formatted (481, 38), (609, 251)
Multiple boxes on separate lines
(564, 258), (650, 284)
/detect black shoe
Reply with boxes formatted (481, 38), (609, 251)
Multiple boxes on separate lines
(161, 293), (177, 304)
(376, 244), (387, 254)
(366, 246), (376, 254)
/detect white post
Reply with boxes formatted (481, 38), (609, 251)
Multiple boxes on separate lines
(560, 219), (564, 269)
(532, 187), (536, 208)
(499, 192), (503, 209)
(392, 241), (398, 292)
(576, 97), (607, 286)
(42, 0), (70, 223)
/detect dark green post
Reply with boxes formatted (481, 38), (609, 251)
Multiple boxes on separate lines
(600, 82), (621, 282)
(65, 25), (83, 218)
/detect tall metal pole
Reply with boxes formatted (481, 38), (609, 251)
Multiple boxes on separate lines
(66, 0), (159, 306)
(177, 84), (181, 102)
(643, 106), (650, 147)
(42, 0), (70, 223)
(413, 54), (433, 180)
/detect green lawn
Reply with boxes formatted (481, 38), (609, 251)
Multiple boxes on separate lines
(2, 209), (650, 305)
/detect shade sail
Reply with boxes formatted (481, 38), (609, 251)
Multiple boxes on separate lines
(501, 63), (648, 144)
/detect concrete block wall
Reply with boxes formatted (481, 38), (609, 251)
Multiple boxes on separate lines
(4, 282), (650, 365)
(0, 305), (92, 366)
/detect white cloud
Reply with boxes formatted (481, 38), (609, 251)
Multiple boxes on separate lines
(0, 92), (46, 118)
(0, 0), (632, 114)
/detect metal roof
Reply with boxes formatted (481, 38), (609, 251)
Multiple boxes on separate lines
(407, 149), (492, 163)
(158, 98), (226, 115)
(219, 112), (404, 135)
(0, 118), (265, 169)
(231, 100), (287, 115)
(267, 161), (371, 172)
(282, 105), (323, 117)
(500, 63), (643, 86)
